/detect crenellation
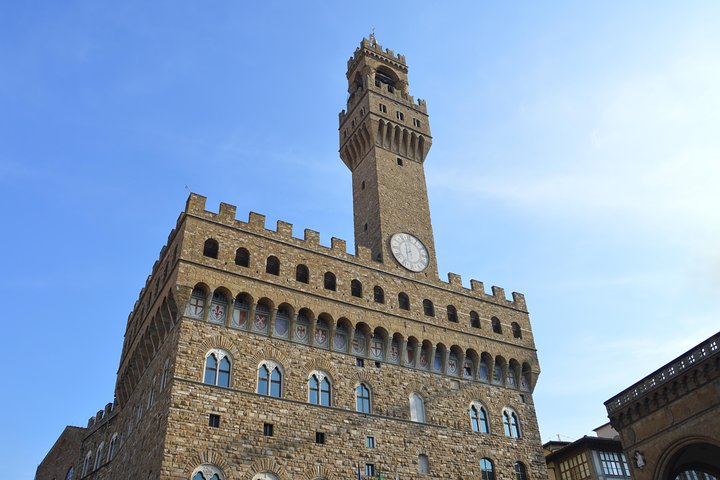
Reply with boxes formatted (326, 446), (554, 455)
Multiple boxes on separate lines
(448, 272), (463, 288)
(303, 228), (320, 245)
(218, 202), (236, 222)
(248, 211), (266, 230)
(185, 192), (207, 215)
(512, 292), (527, 310)
(491, 285), (507, 302)
(470, 279), (485, 294)
(276, 220), (293, 237)
(356, 244), (372, 261)
(331, 237), (347, 253)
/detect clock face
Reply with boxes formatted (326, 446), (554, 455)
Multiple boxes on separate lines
(390, 233), (429, 272)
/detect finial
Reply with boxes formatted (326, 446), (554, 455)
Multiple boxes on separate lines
(370, 27), (377, 45)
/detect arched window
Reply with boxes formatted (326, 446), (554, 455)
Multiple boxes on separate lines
(81, 452), (92, 477)
(503, 410), (521, 438)
(65, 466), (74, 480)
(107, 434), (118, 462)
(203, 238), (219, 258)
(507, 365), (517, 388)
(308, 373), (331, 406)
(235, 247), (249, 267)
(470, 311), (480, 328)
(479, 359), (489, 381)
(192, 464), (225, 480)
(324, 272), (337, 291)
(257, 362), (282, 397)
(351, 279), (363, 298)
(491, 316), (502, 334)
(373, 286), (385, 303)
(514, 462), (528, 480)
(512, 322), (522, 339)
(251, 474), (279, 480)
(470, 403), (490, 433)
(186, 286), (207, 319)
(398, 292), (410, 310)
(296, 264), (309, 284)
(418, 454), (430, 474)
(409, 393), (425, 423)
(203, 350), (231, 388)
(265, 255), (280, 275)
(447, 305), (458, 322)
(423, 299), (434, 317)
(480, 458), (495, 480)
(356, 383), (371, 413)
(94, 442), (105, 470)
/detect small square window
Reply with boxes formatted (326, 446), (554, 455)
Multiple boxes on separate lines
(413, 118), (422, 127)
(520, 394), (526, 404)
(315, 432), (326, 444)
(352, 119), (356, 128)
(396, 111), (404, 121)
(360, 107), (365, 116)
(366, 436), (375, 448)
(363, 223), (368, 231)
(375, 361), (381, 368)
(356, 358), (365, 367)
(263, 423), (274, 437)
(397, 158), (403, 166)
(208, 414), (220, 428)
(365, 464), (376, 476)
(379, 103), (387, 113)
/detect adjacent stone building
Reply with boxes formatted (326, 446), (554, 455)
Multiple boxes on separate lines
(605, 332), (720, 480)
(37, 36), (546, 480)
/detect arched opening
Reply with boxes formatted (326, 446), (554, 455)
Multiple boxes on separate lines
(351, 279), (363, 298)
(398, 292), (410, 310)
(664, 442), (720, 480)
(447, 305), (458, 322)
(373, 286), (385, 303)
(296, 264), (309, 284)
(374, 66), (398, 92)
(409, 393), (425, 422)
(491, 316), (503, 334)
(470, 311), (480, 328)
(512, 321), (522, 339)
(234, 247), (249, 267)
(423, 299), (434, 317)
(232, 293), (252, 329)
(203, 239), (219, 259)
(265, 256), (280, 275)
(323, 272), (337, 291)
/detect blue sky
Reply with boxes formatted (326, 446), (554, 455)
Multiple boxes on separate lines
(2, 2), (719, 477)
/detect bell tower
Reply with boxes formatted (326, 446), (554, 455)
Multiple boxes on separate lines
(339, 36), (437, 278)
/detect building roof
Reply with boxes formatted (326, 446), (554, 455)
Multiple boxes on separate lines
(544, 435), (624, 463)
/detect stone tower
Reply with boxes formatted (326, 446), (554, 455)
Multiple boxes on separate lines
(339, 35), (437, 278)
(37, 37), (546, 480)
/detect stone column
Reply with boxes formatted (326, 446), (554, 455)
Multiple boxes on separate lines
(268, 308), (278, 337)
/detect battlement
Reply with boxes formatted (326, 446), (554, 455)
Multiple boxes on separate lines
(340, 77), (428, 125)
(183, 193), (526, 311)
(348, 36), (407, 72)
(86, 402), (115, 430)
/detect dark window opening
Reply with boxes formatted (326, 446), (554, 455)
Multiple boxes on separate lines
(234, 247), (249, 267)
(492, 317), (503, 334)
(379, 103), (387, 113)
(351, 279), (363, 298)
(470, 311), (480, 328)
(323, 272), (337, 291)
(366, 436), (375, 448)
(398, 292), (410, 310)
(296, 264), (309, 284)
(315, 432), (326, 444)
(373, 286), (385, 304)
(266, 256), (280, 276)
(512, 322), (522, 339)
(356, 358), (365, 367)
(375, 361), (381, 368)
(364, 223), (368, 231)
(423, 299), (435, 317)
(361, 180), (365, 190)
(447, 305), (458, 323)
(397, 157), (403, 166)
(396, 111), (405, 121)
(365, 464), (376, 476)
(208, 414), (220, 428)
(263, 423), (274, 437)
(203, 239), (219, 259)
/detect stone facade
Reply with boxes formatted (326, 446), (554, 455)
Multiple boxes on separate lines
(605, 332), (720, 480)
(37, 37), (546, 480)
(35, 426), (85, 480)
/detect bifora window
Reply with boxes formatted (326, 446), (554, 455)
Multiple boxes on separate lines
(308, 373), (331, 406)
(470, 404), (490, 433)
(203, 350), (231, 388)
(257, 362), (282, 397)
(559, 452), (591, 480)
(192, 464), (224, 480)
(503, 410), (521, 438)
(356, 383), (371, 413)
(514, 462), (528, 480)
